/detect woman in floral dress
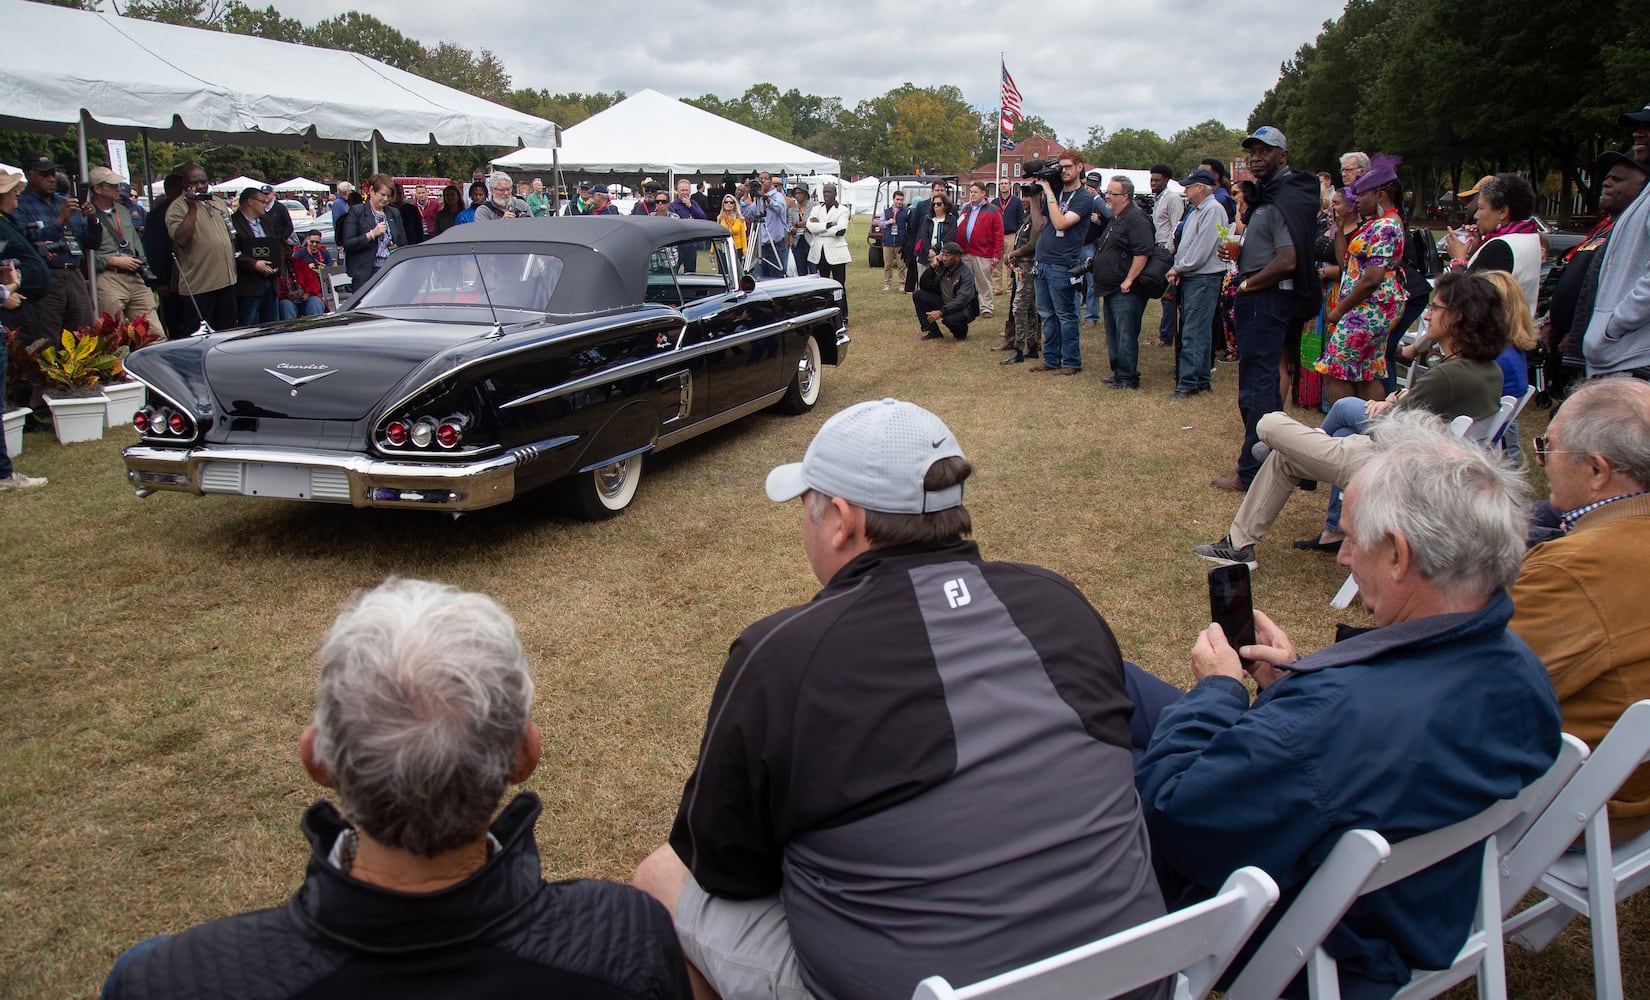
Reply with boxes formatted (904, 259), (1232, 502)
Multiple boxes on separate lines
(1317, 157), (1405, 403)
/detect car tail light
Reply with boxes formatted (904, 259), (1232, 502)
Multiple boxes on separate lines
(168, 412), (188, 434)
(384, 420), (408, 446)
(410, 418), (437, 448)
(133, 408), (151, 433)
(435, 422), (461, 449)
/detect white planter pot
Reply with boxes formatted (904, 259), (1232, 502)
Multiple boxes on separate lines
(44, 393), (109, 445)
(3, 407), (28, 457)
(103, 380), (146, 429)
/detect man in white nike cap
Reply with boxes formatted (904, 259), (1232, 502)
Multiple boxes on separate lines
(634, 397), (1167, 1000)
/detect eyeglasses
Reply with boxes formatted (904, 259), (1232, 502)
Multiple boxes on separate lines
(655, 199), (669, 205)
(1532, 437), (1583, 467)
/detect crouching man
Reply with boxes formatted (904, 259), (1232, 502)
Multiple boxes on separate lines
(1136, 411), (1561, 999)
(102, 578), (691, 1000)
(635, 398), (1167, 1000)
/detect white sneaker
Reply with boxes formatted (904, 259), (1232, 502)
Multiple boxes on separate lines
(0, 471), (47, 491)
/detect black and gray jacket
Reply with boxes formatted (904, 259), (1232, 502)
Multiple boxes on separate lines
(671, 540), (1167, 1000)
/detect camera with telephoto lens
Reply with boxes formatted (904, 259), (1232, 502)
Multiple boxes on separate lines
(26, 221), (83, 260)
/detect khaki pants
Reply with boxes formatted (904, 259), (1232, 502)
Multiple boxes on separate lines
(882, 252), (906, 290)
(965, 255), (995, 317)
(1229, 412), (1376, 550)
(991, 256), (1010, 296)
(95, 269), (165, 337)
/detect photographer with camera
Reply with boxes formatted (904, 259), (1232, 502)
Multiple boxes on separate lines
(14, 154), (93, 345)
(1025, 156), (1094, 374)
(86, 167), (164, 336)
(167, 163), (240, 331)
(740, 171), (791, 278)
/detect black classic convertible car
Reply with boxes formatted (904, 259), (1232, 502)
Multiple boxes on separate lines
(121, 217), (847, 517)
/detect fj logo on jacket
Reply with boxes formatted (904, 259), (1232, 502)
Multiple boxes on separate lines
(943, 578), (971, 609)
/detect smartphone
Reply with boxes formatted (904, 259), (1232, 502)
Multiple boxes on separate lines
(1208, 564), (1256, 651)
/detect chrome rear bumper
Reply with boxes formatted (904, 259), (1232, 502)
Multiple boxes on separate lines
(123, 444), (518, 510)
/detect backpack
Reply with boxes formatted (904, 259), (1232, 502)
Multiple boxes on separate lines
(1135, 246), (1176, 300)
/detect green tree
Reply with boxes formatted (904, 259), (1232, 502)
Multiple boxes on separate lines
(1083, 127), (1173, 169)
(219, 2), (303, 41)
(303, 12), (423, 71)
(507, 90), (624, 130)
(1168, 120), (1247, 177)
(418, 43), (512, 102)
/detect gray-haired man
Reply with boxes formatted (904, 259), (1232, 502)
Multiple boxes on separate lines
(1138, 411), (1561, 997)
(475, 171), (533, 221)
(635, 398), (1166, 1000)
(103, 578), (691, 1000)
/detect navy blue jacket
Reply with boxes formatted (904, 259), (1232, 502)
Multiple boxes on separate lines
(1137, 591), (1560, 995)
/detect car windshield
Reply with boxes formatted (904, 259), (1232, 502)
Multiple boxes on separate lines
(354, 252), (565, 313)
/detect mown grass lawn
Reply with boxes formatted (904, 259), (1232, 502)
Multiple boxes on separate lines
(1, 219), (1639, 998)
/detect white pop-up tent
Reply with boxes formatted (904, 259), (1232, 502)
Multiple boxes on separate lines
(492, 89), (836, 176)
(275, 176), (332, 193)
(0, 0), (557, 154)
(209, 174), (266, 194)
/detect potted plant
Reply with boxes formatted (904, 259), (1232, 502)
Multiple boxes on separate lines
(3, 328), (36, 456)
(93, 313), (162, 428)
(37, 330), (117, 444)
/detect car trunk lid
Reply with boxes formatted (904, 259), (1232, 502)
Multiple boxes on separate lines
(205, 317), (483, 420)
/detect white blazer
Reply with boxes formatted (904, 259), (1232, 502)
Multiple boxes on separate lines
(806, 202), (852, 266)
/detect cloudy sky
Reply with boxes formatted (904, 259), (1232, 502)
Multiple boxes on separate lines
(275, 0), (1348, 142)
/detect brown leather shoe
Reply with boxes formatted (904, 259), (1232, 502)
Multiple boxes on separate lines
(1056, 367), (1080, 376)
(1210, 476), (1248, 493)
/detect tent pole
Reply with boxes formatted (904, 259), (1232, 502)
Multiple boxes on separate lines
(552, 147), (561, 214)
(141, 129), (152, 209)
(371, 136), (379, 175)
(78, 111), (98, 318)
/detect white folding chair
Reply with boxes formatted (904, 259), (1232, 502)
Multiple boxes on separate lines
(1393, 733), (1589, 999)
(1499, 703), (1650, 1000)
(1330, 409), (1502, 610)
(321, 265), (352, 311)
(1226, 739), (1584, 1000)
(1459, 396), (1518, 445)
(1490, 386), (1535, 447)
(911, 866), (1279, 1000)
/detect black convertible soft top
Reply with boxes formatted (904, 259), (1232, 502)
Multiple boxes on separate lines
(389, 216), (734, 313)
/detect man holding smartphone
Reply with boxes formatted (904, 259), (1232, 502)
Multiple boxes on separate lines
(1135, 411), (1561, 998)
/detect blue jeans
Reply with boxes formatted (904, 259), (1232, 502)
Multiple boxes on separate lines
(0, 340), (11, 479)
(1035, 264), (1083, 369)
(754, 239), (790, 279)
(1382, 296), (1428, 395)
(1319, 396), (1370, 533)
(1081, 244), (1099, 323)
(1158, 286), (1179, 344)
(1176, 272), (1223, 392)
(102, 935), (171, 998)
(238, 285), (277, 327)
(1102, 290), (1147, 385)
(278, 295), (325, 320)
(1233, 288), (1292, 485)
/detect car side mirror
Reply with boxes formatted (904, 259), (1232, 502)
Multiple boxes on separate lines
(738, 274), (756, 293)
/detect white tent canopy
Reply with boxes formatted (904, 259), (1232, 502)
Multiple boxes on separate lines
(209, 175), (265, 194)
(0, 0), (557, 151)
(492, 89), (836, 176)
(274, 176), (332, 193)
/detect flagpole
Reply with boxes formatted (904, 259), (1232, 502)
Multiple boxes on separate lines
(995, 53), (1004, 198)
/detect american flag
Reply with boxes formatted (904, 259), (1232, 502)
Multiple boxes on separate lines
(1001, 62), (1023, 124)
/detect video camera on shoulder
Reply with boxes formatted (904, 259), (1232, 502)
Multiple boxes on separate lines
(1019, 158), (1061, 196)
